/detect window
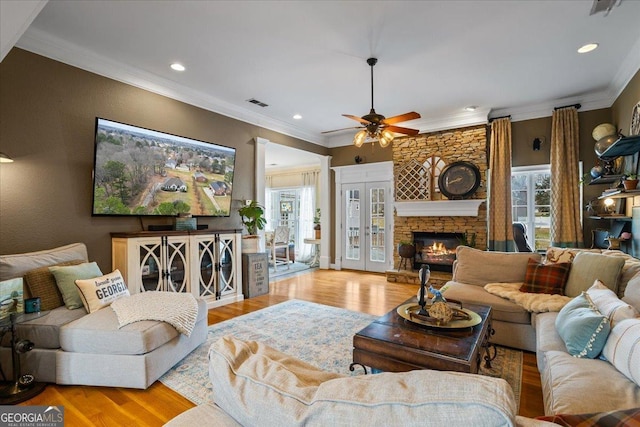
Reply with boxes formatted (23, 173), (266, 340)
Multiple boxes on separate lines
(511, 164), (582, 251)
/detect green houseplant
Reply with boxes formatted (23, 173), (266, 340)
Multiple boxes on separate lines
(313, 208), (321, 239)
(238, 200), (267, 253)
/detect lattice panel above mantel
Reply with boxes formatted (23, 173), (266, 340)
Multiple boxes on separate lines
(395, 159), (429, 200)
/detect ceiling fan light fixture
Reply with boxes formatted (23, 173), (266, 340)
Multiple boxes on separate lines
(379, 129), (395, 147)
(353, 130), (367, 147)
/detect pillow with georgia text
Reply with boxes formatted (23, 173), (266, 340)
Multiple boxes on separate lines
(75, 269), (130, 313)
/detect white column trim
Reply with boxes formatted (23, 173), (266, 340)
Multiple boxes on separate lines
(319, 155), (331, 269)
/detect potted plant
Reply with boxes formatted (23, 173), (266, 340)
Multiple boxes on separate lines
(623, 171), (638, 190)
(238, 200), (267, 253)
(313, 208), (321, 239)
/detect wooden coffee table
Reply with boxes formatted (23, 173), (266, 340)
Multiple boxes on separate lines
(352, 297), (493, 374)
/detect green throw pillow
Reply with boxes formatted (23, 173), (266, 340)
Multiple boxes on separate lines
(563, 252), (624, 297)
(49, 262), (103, 310)
(555, 292), (610, 358)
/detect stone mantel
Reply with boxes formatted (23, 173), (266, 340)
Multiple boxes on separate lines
(394, 200), (485, 217)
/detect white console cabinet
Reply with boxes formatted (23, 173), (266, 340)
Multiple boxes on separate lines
(111, 230), (244, 308)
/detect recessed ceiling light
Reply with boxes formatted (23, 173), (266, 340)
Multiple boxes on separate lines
(170, 63), (186, 71)
(293, 114), (302, 120)
(577, 43), (599, 54)
(464, 106), (477, 112)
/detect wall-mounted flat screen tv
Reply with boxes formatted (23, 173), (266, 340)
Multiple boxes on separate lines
(92, 118), (236, 217)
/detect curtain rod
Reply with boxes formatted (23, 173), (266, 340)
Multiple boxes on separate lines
(554, 103), (581, 111)
(488, 115), (511, 123)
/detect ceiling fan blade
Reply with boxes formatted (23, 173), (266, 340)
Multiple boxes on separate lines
(342, 114), (371, 125)
(321, 126), (363, 134)
(382, 112), (421, 125)
(385, 125), (420, 136)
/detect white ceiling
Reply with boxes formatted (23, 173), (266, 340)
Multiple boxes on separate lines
(3, 0), (640, 165)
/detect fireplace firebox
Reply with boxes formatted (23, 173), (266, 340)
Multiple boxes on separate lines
(412, 232), (464, 272)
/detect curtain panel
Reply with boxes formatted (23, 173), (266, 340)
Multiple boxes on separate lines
(550, 107), (583, 248)
(488, 117), (514, 251)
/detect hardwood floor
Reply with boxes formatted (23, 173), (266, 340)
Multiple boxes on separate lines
(20, 269), (544, 425)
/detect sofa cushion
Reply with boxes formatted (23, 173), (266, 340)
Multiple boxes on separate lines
(0, 243), (88, 281)
(587, 280), (639, 328)
(49, 262), (103, 310)
(555, 292), (610, 359)
(75, 269), (130, 313)
(540, 350), (640, 415)
(563, 252), (624, 297)
(623, 271), (640, 310)
(453, 246), (541, 286)
(59, 298), (207, 355)
(537, 408), (640, 427)
(601, 250), (640, 298)
(534, 312), (566, 371)
(520, 258), (571, 295)
(444, 282), (531, 324)
(602, 318), (640, 387)
(1, 305), (87, 349)
(23, 259), (84, 311)
(209, 336), (518, 427)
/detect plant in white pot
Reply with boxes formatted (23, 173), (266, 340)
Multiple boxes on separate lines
(238, 200), (267, 253)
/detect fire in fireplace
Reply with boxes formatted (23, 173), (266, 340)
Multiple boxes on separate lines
(412, 232), (464, 272)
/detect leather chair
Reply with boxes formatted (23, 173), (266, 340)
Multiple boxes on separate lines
(512, 223), (533, 252)
(266, 226), (291, 271)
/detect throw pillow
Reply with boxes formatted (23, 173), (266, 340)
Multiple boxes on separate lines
(0, 277), (24, 319)
(49, 262), (103, 310)
(602, 318), (640, 387)
(545, 247), (601, 264)
(23, 259), (84, 311)
(75, 269), (130, 313)
(563, 252), (625, 297)
(555, 292), (611, 358)
(622, 271), (640, 309)
(520, 258), (571, 295)
(587, 280), (639, 328)
(536, 408), (640, 427)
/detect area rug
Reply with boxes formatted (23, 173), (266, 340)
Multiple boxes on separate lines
(159, 299), (522, 406)
(269, 261), (312, 280)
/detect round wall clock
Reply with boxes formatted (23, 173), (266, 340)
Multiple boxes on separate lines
(438, 161), (481, 199)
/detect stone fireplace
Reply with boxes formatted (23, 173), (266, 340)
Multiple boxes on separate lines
(391, 124), (488, 279)
(412, 231), (464, 272)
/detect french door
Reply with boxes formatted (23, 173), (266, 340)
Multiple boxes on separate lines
(341, 182), (389, 272)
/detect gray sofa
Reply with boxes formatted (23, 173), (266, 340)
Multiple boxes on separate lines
(442, 246), (640, 415)
(0, 243), (207, 389)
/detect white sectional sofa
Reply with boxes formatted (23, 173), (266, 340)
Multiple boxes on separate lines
(0, 243), (208, 388)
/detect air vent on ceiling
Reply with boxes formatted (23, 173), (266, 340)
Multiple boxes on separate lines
(247, 98), (269, 107)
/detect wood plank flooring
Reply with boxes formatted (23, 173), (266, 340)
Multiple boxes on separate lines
(19, 269), (544, 425)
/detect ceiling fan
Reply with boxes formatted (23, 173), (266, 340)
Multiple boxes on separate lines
(322, 57), (421, 147)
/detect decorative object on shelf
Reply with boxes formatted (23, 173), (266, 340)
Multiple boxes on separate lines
(623, 172), (638, 191)
(438, 161), (481, 200)
(592, 123), (617, 143)
(590, 165), (604, 178)
(631, 101), (639, 136)
(238, 200), (267, 253)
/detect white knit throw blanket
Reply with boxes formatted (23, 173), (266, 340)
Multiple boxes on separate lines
(484, 282), (573, 313)
(111, 291), (199, 337)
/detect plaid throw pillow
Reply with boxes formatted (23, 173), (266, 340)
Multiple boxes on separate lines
(520, 257), (571, 295)
(537, 407), (640, 427)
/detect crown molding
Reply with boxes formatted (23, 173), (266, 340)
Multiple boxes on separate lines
(16, 27), (328, 147)
(609, 36), (640, 102)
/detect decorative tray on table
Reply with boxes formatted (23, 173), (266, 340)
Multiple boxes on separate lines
(396, 303), (482, 329)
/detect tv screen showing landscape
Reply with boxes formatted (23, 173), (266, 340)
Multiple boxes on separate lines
(92, 118), (236, 217)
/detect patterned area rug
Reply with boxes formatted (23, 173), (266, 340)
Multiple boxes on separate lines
(159, 300), (522, 406)
(269, 261), (312, 280)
